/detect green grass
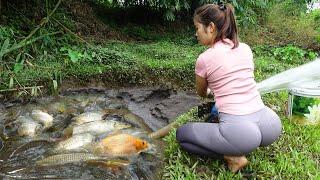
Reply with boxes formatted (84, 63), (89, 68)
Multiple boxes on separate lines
(0, 40), (204, 92)
(1, 38), (315, 92)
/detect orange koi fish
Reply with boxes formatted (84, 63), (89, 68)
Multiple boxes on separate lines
(95, 133), (148, 156)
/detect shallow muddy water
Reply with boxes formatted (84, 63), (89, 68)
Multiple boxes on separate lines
(0, 87), (200, 179)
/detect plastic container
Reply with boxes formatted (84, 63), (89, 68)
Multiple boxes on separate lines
(287, 81), (320, 124)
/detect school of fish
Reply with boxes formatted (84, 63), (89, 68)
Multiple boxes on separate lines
(9, 107), (154, 167)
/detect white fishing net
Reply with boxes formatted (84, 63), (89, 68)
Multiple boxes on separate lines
(257, 57), (320, 95)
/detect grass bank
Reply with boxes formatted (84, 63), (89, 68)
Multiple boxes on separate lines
(0, 39), (316, 94)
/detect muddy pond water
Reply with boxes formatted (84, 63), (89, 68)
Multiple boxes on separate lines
(0, 87), (200, 179)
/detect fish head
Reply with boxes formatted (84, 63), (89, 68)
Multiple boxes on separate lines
(135, 139), (149, 151)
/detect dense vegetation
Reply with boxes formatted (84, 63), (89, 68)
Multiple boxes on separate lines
(0, 0), (319, 179)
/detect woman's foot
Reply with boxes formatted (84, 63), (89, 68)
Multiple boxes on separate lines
(224, 155), (248, 173)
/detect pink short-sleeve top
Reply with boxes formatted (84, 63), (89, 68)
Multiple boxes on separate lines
(195, 39), (264, 115)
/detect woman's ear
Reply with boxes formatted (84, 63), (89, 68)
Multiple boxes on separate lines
(209, 22), (216, 33)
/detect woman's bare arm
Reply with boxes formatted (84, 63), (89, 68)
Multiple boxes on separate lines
(196, 75), (208, 97)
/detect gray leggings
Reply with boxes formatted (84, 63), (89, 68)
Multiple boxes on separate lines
(176, 106), (281, 157)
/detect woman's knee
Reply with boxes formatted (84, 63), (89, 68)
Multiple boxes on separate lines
(176, 123), (191, 142)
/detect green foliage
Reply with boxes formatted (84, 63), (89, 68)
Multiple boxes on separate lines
(0, 38), (10, 61)
(0, 27), (16, 41)
(122, 25), (163, 41)
(60, 46), (93, 63)
(13, 53), (24, 73)
(93, 0), (271, 27)
(272, 45), (318, 63)
(270, 0), (309, 16)
(253, 45), (318, 61)
(252, 45), (317, 83)
(224, 0), (269, 27)
(308, 9), (320, 36)
(0, 0), (81, 96)
(292, 96), (320, 115)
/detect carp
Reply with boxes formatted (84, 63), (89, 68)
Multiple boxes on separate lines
(55, 133), (95, 151)
(16, 116), (42, 137)
(122, 113), (153, 133)
(73, 111), (107, 125)
(36, 153), (99, 166)
(72, 120), (131, 135)
(30, 110), (53, 129)
(36, 153), (130, 167)
(103, 108), (153, 133)
(94, 133), (149, 157)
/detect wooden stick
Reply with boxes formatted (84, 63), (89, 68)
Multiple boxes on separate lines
(148, 120), (180, 139)
(19, 0), (62, 44)
(52, 17), (94, 47)
(0, 86), (44, 92)
(2, 31), (61, 55)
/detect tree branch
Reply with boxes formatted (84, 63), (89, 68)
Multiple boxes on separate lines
(0, 0), (62, 57)
(2, 31), (61, 55)
(0, 86), (44, 92)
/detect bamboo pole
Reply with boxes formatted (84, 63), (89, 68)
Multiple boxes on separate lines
(0, 0), (62, 57)
(148, 120), (180, 139)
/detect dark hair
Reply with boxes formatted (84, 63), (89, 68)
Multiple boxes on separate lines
(194, 3), (239, 48)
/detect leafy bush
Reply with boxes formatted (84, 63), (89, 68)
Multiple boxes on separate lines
(308, 9), (320, 42)
(0, 27), (16, 41)
(272, 45), (318, 63)
(122, 25), (162, 41)
(92, 0), (271, 27)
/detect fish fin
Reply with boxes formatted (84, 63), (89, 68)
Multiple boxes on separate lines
(79, 147), (89, 153)
(86, 159), (129, 172)
(62, 126), (73, 138)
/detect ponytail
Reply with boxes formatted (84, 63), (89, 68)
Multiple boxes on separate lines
(194, 3), (239, 48)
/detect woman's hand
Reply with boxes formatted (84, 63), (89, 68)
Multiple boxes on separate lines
(206, 88), (214, 98)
